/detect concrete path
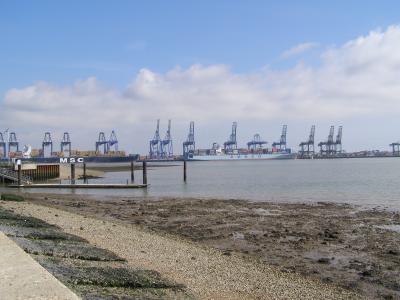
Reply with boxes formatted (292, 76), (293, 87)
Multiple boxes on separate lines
(0, 231), (80, 300)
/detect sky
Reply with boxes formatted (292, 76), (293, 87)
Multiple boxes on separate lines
(1, 1), (400, 154)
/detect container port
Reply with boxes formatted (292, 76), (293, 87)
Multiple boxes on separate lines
(149, 119), (174, 159)
(1, 122), (400, 162)
(0, 129), (133, 166)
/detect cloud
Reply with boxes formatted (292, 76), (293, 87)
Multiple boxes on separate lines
(2, 25), (400, 152)
(281, 42), (319, 59)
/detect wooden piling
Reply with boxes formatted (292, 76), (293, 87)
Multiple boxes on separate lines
(83, 163), (87, 183)
(71, 163), (75, 184)
(17, 164), (21, 186)
(130, 161), (135, 183)
(183, 160), (187, 182)
(142, 161), (147, 185)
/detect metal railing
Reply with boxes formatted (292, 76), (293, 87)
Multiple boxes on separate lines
(0, 167), (32, 184)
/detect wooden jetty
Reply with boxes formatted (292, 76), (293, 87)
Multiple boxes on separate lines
(8, 183), (148, 189)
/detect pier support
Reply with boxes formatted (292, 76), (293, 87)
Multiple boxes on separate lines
(83, 163), (87, 183)
(130, 161), (135, 183)
(17, 163), (21, 186)
(142, 161), (147, 185)
(183, 160), (187, 182)
(71, 163), (75, 185)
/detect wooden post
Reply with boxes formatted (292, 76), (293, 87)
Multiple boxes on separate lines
(183, 160), (187, 182)
(71, 163), (75, 184)
(142, 161), (147, 185)
(83, 163), (87, 183)
(17, 163), (21, 186)
(130, 161), (135, 183)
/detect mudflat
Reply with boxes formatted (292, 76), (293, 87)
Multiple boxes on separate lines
(4, 192), (400, 299)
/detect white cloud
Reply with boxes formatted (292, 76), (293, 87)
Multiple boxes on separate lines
(2, 26), (400, 152)
(281, 42), (319, 58)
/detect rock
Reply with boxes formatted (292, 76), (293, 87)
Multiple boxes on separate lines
(360, 269), (372, 277)
(317, 257), (330, 264)
(387, 249), (399, 256)
(319, 228), (339, 241)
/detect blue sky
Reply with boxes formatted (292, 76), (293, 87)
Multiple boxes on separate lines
(2, 1), (399, 93)
(2, 1), (400, 153)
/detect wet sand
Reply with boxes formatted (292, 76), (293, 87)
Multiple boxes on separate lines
(5, 192), (400, 299)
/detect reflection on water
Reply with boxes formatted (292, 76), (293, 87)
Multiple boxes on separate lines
(1, 158), (400, 210)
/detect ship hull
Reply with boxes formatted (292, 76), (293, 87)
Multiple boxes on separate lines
(0, 156), (137, 164)
(188, 153), (295, 161)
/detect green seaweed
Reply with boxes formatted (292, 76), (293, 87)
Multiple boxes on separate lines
(0, 193), (24, 202)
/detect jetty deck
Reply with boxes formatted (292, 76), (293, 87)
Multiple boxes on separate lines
(8, 183), (148, 189)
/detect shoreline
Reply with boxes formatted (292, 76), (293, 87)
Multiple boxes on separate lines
(0, 198), (360, 299)
(2, 192), (399, 298)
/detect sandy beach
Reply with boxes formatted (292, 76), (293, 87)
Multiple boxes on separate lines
(0, 193), (366, 299)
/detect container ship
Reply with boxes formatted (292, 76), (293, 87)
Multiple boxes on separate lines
(0, 145), (137, 164)
(0, 154), (137, 164)
(185, 145), (294, 161)
(182, 122), (295, 161)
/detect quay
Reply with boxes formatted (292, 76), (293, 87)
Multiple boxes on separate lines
(1, 160), (151, 187)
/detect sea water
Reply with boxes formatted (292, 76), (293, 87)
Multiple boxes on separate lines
(2, 158), (399, 210)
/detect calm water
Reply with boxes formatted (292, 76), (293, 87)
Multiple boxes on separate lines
(2, 158), (400, 210)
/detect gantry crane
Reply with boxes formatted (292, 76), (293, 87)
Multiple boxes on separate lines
(272, 125), (287, 151)
(108, 130), (118, 152)
(8, 132), (19, 153)
(96, 132), (109, 154)
(161, 120), (173, 158)
(318, 126), (335, 156)
(149, 120), (161, 159)
(60, 132), (72, 157)
(299, 125), (315, 157)
(0, 133), (5, 158)
(223, 122), (238, 154)
(247, 134), (267, 152)
(183, 121), (195, 159)
(42, 132), (53, 157)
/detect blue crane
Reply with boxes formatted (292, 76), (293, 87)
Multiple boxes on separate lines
(247, 134), (267, 152)
(42, 132), (53, 157)
(8, 132), (19, 153)
(161, 120), (173, 158)
(272, 125), (287, 151)
(149, 120), (161, 159)
(183, 121), (195, 159)
(60, 132), (72, 157)
(96, 132), (109, 154)
(0, 132), (5, 158)
(108, 130), (118, 152)
(223, 122), (238, 154)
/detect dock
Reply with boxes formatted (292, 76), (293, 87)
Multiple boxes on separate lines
(8, 183), (148, 189)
